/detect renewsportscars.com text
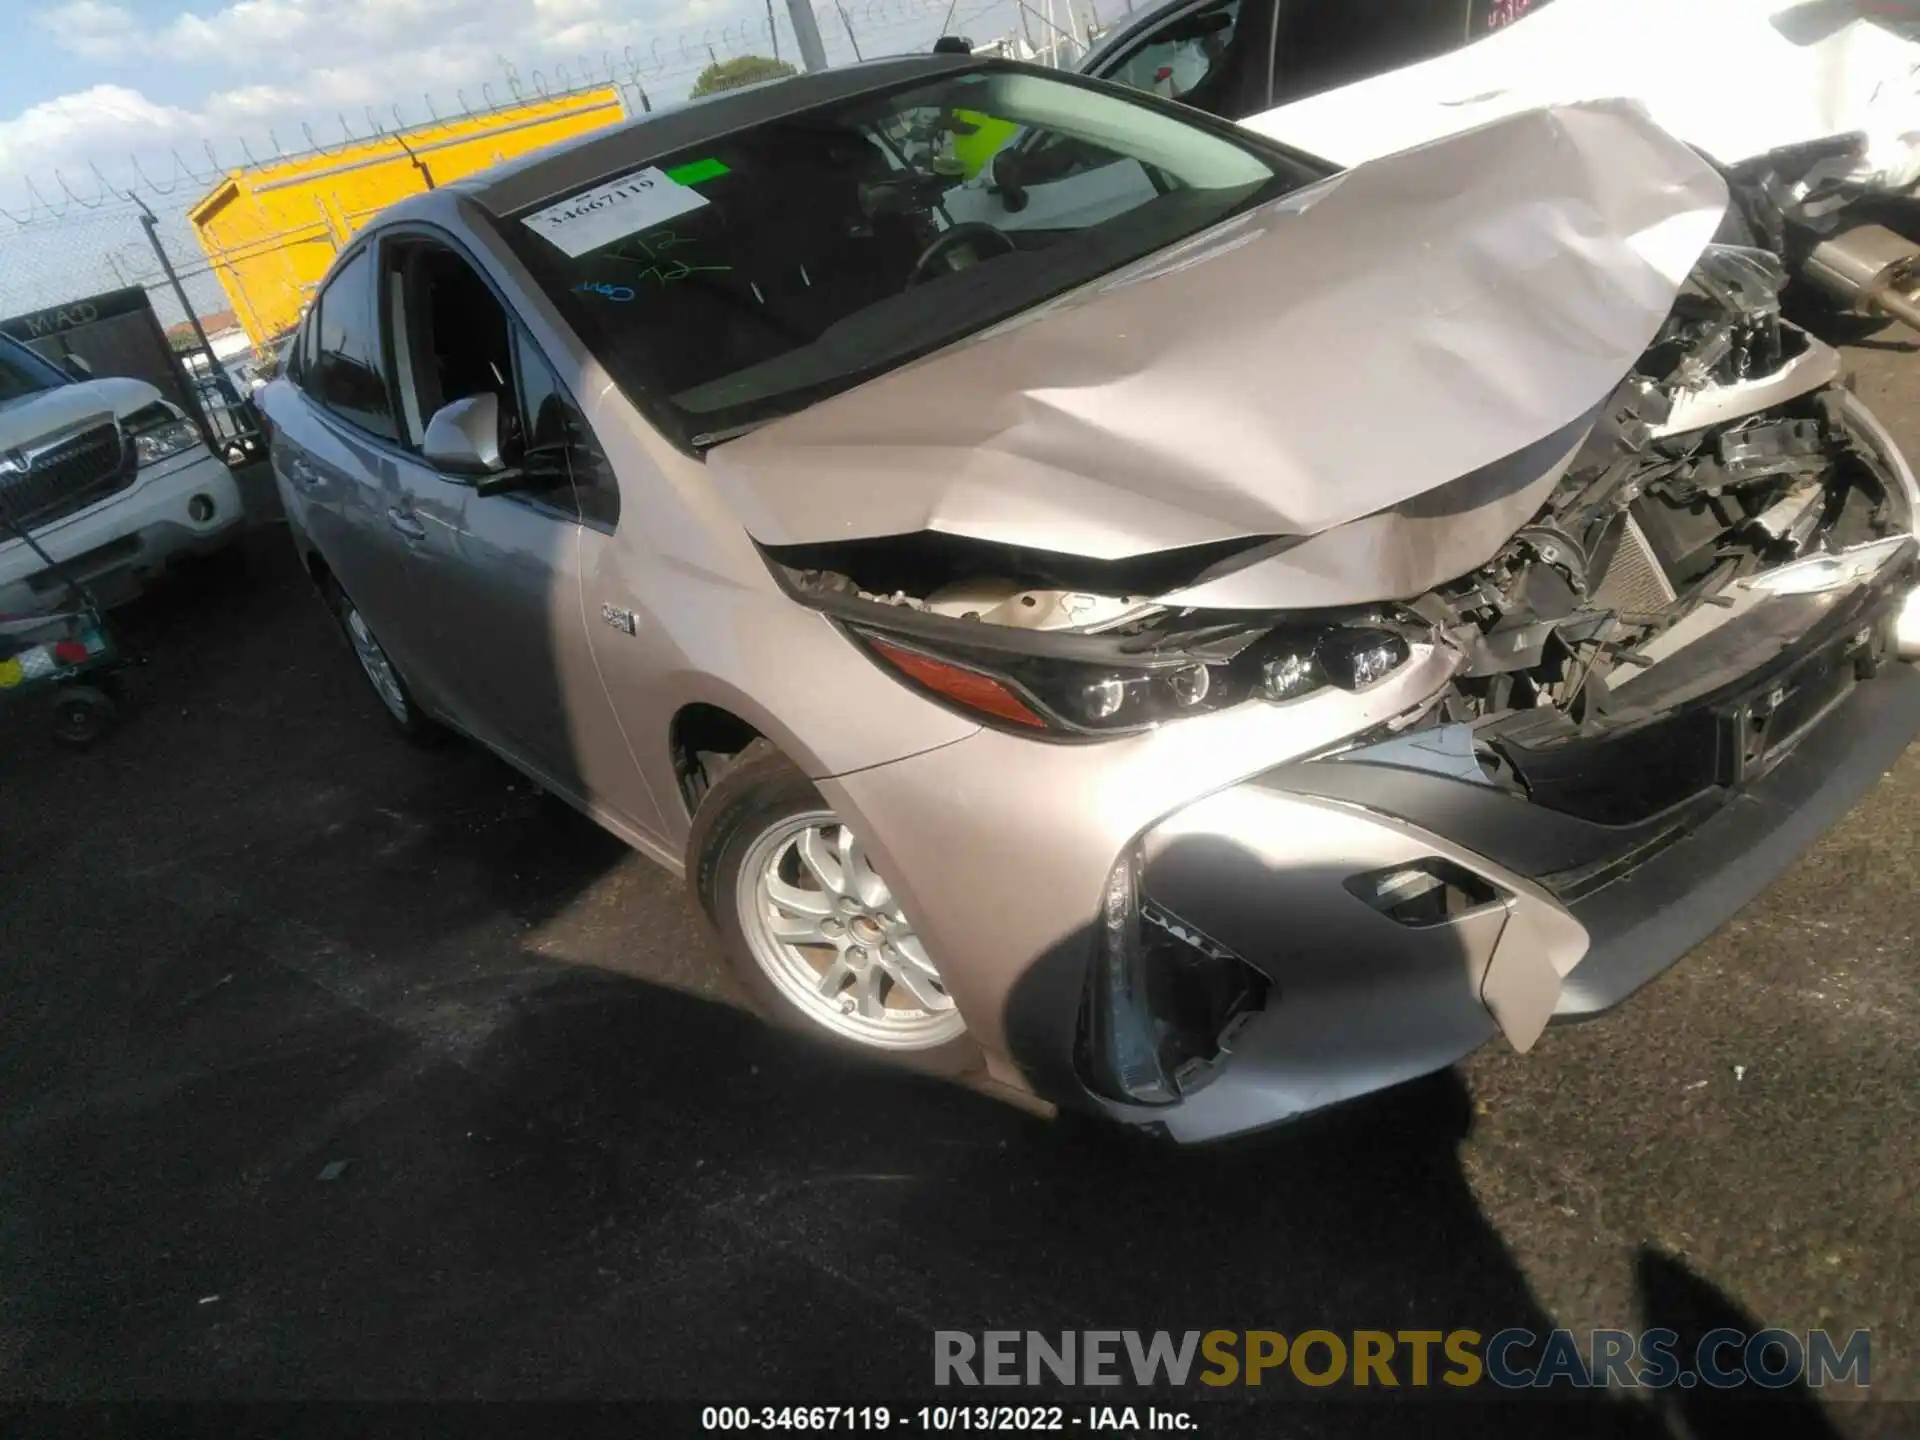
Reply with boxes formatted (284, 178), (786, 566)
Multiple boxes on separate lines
(934, 1328), (1871, 1390)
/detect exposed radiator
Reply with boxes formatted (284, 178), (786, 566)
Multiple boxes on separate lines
(1592, 512), (1676, 614)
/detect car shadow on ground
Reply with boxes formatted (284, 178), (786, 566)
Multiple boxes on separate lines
(0, 536), (1861, 1433)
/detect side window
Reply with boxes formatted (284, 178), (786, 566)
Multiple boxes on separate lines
(1101, 0), (1244, 114)
(390, 242), (513, 437)
(513, 329), (619, 531)
(384, 235), (618, 531)
(310, 248), (399, 441)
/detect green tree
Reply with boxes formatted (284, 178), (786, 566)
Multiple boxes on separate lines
(689, 54), (796, 99)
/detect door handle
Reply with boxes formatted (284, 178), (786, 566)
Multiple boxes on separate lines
(387, 506), (427, 542)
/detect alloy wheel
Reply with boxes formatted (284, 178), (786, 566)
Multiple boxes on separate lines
(736, 810), (966, 1050)
(343, 604), (409, 724)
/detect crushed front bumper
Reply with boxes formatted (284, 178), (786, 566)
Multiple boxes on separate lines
(824, 564), (1920, 1145)
(1108, 557), (1920, 1141)
(1124, 659), (1920, 1142)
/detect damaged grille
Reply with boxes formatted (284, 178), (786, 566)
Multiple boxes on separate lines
(0, 422), (133, 532)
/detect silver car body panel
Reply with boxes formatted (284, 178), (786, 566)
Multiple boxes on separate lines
(819, 644), (1465, 1058)
(708, 101), (1726, 584)
(262, 63), (1920, 1138)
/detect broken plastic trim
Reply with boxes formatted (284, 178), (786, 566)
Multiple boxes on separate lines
(1078, 847), (1270, 1108)
(761, 531), (1275, 605)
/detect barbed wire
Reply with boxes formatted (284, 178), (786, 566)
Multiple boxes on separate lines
(0, 0), (1030, 227)
(0, 0), (1089, 327)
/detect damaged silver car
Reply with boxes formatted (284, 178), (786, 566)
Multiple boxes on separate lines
(262, 54), (1920, 1141)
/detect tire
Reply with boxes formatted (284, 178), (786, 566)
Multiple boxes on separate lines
(689, 740), (978, 1074)
(321, 578), (442, 746)
(49, 684), (118, 750)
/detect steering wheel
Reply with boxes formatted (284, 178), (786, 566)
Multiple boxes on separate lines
(907, 222), (1018, 287)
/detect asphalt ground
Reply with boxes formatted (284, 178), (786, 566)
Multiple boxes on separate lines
(0, 331), (1915, 1436)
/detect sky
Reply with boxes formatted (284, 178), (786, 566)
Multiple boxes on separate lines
(0, 0), (1063, 321)
(0, 0), (1053, 187)
(4, 1), (760, 183)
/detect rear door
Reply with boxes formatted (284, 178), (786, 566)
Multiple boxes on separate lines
(274, 242), (454, 707)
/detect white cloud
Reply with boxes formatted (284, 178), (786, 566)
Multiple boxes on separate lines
(8, 0), (954, 187)
(0, 84), (195, 172)
(9, 0), (650, 182)
(51, 0), (640, 71)
(32, 1), (138, 60)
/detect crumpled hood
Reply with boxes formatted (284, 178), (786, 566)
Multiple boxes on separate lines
(709, 100), (1725, 568)
(1244, 0), (1920, 190)
(0, 376), (157, 452)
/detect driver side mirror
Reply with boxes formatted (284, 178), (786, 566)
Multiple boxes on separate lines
(420, 392), (525, 497)
(423, 392), (506, 477)
(422, 391), (568, 498)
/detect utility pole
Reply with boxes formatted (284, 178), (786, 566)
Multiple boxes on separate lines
(766, 0), (781, 61)
(785, 0), (829, 71)
(131, 193), (244, 411)
(835, 1), (863, 59)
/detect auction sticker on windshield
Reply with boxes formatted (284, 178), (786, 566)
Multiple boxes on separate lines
(522, 168), (710, 258)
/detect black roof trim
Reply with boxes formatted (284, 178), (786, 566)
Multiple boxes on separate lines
(468, 53), (988, 218)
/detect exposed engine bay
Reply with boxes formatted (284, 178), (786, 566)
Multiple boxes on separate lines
(770, 245), (1918, 803)
(1420, 249), (1911, 722)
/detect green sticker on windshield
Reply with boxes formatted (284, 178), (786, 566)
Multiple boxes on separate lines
(666, 157), (730, 186)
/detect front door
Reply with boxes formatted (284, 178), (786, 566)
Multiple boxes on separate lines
(381, 233), (665, 842)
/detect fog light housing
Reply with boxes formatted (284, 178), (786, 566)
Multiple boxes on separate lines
(187, 493), (216, 523)
(1078, 848), (1270, 1107)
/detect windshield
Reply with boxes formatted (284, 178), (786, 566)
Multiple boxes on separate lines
(496, 66), (1314, 448)
(0, 336), (68, 404)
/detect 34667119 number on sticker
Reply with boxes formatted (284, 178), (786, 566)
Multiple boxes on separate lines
(522, 167), (710, 258)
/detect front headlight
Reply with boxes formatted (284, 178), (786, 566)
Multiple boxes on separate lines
(848, 613), (1416, 739)
(125, 405), (202, 467)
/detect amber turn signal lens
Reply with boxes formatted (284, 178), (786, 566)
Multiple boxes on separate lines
(866, 638), (1049, 729)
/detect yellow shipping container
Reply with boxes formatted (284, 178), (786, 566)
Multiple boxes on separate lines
(189, 87), (628, 349)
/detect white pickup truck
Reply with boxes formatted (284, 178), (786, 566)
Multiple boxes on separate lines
(0, 333), (242, 614)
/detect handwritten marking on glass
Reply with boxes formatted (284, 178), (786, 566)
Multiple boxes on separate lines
(603, 228), (734, 287)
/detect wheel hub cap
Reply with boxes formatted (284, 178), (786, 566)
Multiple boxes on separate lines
(345, 607), (408, 723)
(737, 812), (966, 1050)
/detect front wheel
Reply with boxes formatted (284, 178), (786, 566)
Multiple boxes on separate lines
(690, 741), (976, 1071)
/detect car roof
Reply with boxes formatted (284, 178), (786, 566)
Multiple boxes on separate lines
(462, 52), (987, 219)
